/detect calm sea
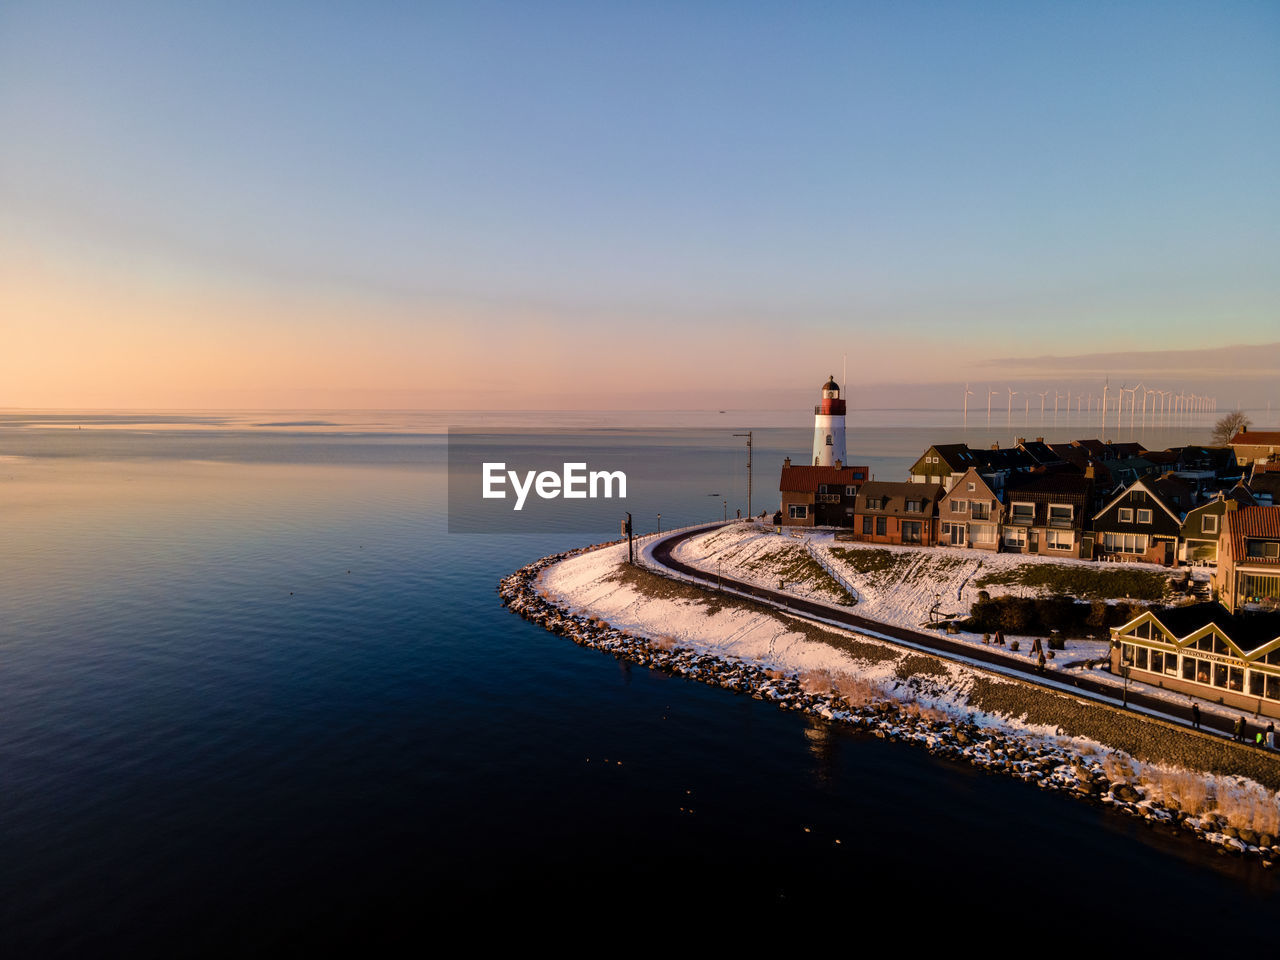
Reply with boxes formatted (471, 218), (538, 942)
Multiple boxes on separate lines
(0, 409), (1274, 951)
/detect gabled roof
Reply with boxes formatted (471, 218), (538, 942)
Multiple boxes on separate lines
(1109, 442), (1147, 459)
(1184, 486), (1257, 520)
(1005, 469), (1093, 500)
(940, 467), (1000, 502)
(1093, 476), (1186, 524)
(1225, 505), (1280, 567)
(1017, 440), (1062, 465)
(779, 465), (870, 493)
(1073, 438), (1110, 457)
(1230, 430), (1280, 447)
(855, 480), (945, 514)
(1227, 483), (1259, 506)
(1116, 602), (1280, 658)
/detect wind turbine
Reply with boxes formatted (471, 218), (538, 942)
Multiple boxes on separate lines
(1007, 386), (1017, 422)
(962, 383), (975, 424)
(987, 387), (999, 425)
(1038, 390), (1048, 420)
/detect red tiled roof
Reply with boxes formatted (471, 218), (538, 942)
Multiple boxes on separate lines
(779, 465), (870, 493)
(1226, 505), (1280, 566)
(1231, 431), (1280, 446)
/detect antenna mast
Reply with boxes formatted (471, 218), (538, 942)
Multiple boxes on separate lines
(733, 431), (753, 518)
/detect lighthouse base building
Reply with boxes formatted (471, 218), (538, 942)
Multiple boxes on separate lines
(778, 377), (868, 527)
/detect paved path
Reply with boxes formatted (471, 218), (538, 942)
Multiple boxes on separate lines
(648, 523), (1272, 745)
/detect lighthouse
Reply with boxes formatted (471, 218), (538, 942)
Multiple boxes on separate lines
(812, 376), (846, 467)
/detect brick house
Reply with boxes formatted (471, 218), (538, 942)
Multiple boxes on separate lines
(778, 459), (869, 527)
(937, 467), (1003, 550)
(1215, 505), (1280, 612)
(1001, 470), (1094, 558)
(1229, 429), (1280, 468)
(852, 481), (945, 546)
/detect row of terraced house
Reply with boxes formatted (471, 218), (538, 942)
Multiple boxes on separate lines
(778, 430), (1280, 614)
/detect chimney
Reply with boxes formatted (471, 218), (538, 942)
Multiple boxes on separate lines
(1036, 437), (1044, 443)
(1225, 499), (1237, 513)
(991, 443), (1000, 451)
(1016, 437), (1026, 446)
(835, 459), (843, 470)
(784, 457), (791, 468)
(1085, 463), (1095, 480)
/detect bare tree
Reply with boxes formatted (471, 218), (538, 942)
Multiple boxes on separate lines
(1211, 409), (1251, 446)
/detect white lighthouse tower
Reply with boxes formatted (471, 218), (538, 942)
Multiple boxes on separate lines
(812, 375), (847, 467)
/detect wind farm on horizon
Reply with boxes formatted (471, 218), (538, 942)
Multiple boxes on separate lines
(961, 380), (1219, 431)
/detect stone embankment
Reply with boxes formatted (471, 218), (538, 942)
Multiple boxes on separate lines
(500, 546), (1280, 864)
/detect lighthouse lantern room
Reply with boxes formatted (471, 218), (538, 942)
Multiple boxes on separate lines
(812, 376), (847, 467)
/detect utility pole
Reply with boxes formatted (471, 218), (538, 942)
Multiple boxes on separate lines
(734, 431), (753, 518)
(625, 512), (634, 565)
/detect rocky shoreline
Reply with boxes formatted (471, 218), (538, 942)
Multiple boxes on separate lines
(500, 545), (1280, 865)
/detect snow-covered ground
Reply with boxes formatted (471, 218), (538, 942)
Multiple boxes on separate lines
(668, 523), (1212, 675)
(544, 539), (1041, 733)
(653, 523), (1261, 728)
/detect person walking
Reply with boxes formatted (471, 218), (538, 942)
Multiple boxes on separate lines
(1190, 702), (1201, 730)
(1267, 721), (1276, 751)
(1233, 715), (1245, 743)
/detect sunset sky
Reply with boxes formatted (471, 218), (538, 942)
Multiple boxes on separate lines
(2, 1), (1277, 410)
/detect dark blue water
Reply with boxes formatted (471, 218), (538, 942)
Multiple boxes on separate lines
(0, 412), (1273, 952)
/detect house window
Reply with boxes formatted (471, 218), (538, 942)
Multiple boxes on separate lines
(862, 516), (872, 535)
(1136, 509), (1153, 524)
(845, 485), (857, 496)
(905, 500), (923, 513)
(1202, 514), (1218, 535)
(1011, 502), (1034, 524)
(853, 472), (865, 480)
(902, 520), (923, 544)
(1046, 529), (1073, 551)
(1118, 507), (1133, 522)
(875, 517), (886, 536)
(1048, 504), (1072, 527)
(952, 500), (968, 514)
(826, 435), (832, 446)
(789, 504), (808, 519)
(1102, 532), (1148, 554)
(1003, 526), (1027, 547)
(1246, 540), (1280, 559)
(967, 482), (976, 491)
(866, 497), (884, 510)
(818, 484), (828, 494)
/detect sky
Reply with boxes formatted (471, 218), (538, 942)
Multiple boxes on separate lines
(1, 1), (1277, 411)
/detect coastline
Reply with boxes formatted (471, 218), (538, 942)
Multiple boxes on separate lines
(501, 539), (1280, 864)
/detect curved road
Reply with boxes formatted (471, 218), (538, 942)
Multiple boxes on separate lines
(649, 523), (1263, 744)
